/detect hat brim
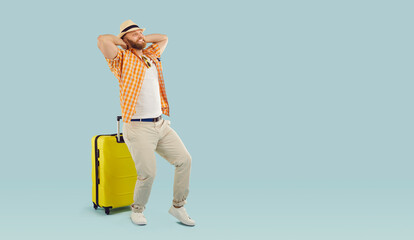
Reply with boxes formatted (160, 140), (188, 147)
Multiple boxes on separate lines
(118, 28), (146, 38)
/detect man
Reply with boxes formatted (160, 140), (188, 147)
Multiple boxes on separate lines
(97, 20), (195, 226)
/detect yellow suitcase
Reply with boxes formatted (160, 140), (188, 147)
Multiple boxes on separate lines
(91, 116), (137, 215)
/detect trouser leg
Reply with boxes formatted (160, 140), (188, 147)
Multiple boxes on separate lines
(156, 119), (192, 207)
(123, 122), (158, 213)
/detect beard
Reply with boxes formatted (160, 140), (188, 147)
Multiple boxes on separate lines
(125, 38), (147, 50)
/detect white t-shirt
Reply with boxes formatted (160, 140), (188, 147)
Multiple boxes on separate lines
(131, 55), (162, 119)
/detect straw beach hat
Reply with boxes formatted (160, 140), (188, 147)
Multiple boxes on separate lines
(118, 20), (146, 38)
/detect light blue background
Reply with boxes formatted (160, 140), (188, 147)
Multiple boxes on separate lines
(0, 0), (413, 239)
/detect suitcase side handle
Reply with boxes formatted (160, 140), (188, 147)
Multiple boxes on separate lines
(116, 116), (124, 143)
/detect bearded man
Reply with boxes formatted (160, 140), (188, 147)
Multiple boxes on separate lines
(97, 20), (195, 226)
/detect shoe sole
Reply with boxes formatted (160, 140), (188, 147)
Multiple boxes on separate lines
(131, 221), (147, 225)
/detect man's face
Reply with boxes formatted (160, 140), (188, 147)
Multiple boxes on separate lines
(123, 29), (146, 50)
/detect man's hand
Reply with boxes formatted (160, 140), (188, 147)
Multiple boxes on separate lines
(119, 39), (128, 50)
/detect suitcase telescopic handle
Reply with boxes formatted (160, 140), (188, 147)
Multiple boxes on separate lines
(117, 116), (122, 143)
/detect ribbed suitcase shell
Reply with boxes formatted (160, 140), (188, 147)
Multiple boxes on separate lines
(91, 134), (137, 215)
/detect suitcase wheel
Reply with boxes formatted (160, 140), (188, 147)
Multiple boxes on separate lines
(104, 207), (110, 215)
(93, 202), (98, 210)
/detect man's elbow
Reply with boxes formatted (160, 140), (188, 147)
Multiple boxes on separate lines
(97, 35), (111, 49)
(97, 35), (104, 47)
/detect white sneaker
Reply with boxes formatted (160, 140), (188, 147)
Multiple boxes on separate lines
(130, 212), (147, 225)
(168, 206), (195, 226)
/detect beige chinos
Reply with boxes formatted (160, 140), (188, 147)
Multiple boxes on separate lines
(123, 118), (192, 213)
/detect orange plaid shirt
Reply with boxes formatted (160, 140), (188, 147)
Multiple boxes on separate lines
(105, 44), (170, 123)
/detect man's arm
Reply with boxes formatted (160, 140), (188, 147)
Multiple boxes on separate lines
(144, 34), (168, 55)
(97, 34), (127, 59)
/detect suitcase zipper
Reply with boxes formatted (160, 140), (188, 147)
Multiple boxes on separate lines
(94, 135), (102, 207)
(93, 134), (121, 208)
